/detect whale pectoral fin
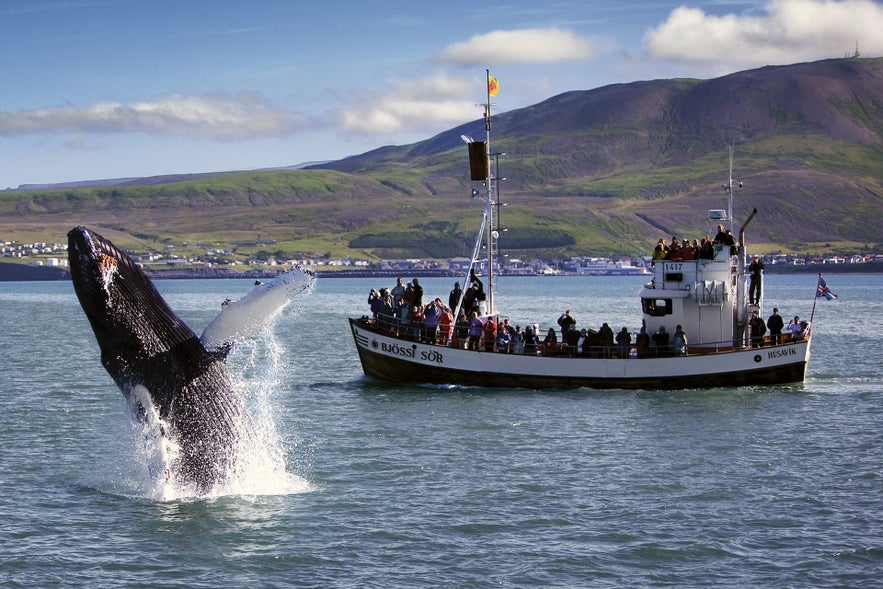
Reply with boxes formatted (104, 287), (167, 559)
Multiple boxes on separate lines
(200, 268), (315, 353)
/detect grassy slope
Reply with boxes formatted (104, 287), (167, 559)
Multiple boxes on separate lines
(3, 59), (883, 260)
(2, 133), (880, 260)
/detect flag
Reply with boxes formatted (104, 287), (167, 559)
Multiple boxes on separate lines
(488, 75), (499, 97)
(816, 276), (837, 300)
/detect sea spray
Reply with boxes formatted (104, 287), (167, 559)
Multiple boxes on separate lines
(102, 280), (316, 501)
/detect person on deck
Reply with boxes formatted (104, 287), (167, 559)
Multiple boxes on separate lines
(652, 239), (669, 265)
(699, 237), (715, 260)
(467, 312), (483, 351)
(542, 328), (558, 356)
(449, 282), (462, 313)
(495, 320), (511, 353)
(483, 315), (497, 352)
(368, 289), (381, 319)
(410, 278), (424, 309)
(598, 322), (615, 357)
(557, 310), (576, 339)
(410, 305), (424, 342)
(767, 307), (784, 345)
(378, 292), (394, 332)
(748, 256), (765, 305)
(616, 327), (631, 358)
(750, 310), (766, 347)
(672, 325), (688, 355)
(651, 326), (669, 355)
(636, 326), (650, 357)
(524, 324), (538, 355)
(390, 277), (406, 304)
(787, 316), (805, 339)
(454, 312), (470, 348)
(423, 299), (440, 344)
(438, 305), (453, 345)
(668, 238), (682, 261)
(512, 325), (525, 355)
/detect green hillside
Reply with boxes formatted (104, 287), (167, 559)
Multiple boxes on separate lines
(2, 58), (882, 261)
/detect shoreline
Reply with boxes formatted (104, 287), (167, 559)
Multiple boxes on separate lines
(2, 261), (881, 282)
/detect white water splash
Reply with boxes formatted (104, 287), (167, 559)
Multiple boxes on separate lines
(213, 332), (313, 499)
(104, 287), (315, 502)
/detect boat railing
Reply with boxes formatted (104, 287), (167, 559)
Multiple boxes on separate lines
(355, 316), (808, 357)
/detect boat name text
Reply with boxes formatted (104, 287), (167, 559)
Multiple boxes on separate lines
(767, 347), (798, 359)
(379, 342), (445, 364)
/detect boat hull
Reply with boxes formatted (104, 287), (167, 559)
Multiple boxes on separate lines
(349, 318), (810, 390)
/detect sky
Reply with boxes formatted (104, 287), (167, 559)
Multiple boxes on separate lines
(2, 0), (882, 189)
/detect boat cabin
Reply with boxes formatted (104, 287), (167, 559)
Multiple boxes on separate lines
(640, 244), (743, 349)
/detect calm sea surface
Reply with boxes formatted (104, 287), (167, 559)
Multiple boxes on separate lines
(1, 274), (881, 588)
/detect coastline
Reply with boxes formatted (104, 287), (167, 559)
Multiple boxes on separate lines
(2, 260), (881, 282)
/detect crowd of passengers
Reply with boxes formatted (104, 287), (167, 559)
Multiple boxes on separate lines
(651, 225), (737, 263)
(366, 259), (807, 357)
(366, 278), (683, 358)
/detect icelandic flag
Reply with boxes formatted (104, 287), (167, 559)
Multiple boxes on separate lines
(816, 276), (838, 300)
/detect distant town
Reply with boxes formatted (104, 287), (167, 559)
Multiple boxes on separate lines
(3, 238), (882, 279)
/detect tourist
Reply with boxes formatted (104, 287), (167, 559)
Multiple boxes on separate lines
(651, 326), (669, 355)
(542, 327), (558, 355)
(749, 310), (766, 347)
(524, 324), (538, 355)
(467, 312), (483, 351)
(557, 309), (576, 339)
(767, 308), (784, 345)
(748, 256), (764, 305)
(787, 316), (805, 339)
(672, 325), (688, 355)
(390, 277), (406, 303)
(483, 315), (497, 352)
(449, 281), (462, 312)
(616, 327), (631, 358)
(512, 325), (525, 355)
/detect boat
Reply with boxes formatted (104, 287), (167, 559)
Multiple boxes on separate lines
(348, 73), (813, 390)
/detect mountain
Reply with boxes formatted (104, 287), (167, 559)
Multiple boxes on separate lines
(2, 58), (882, 259)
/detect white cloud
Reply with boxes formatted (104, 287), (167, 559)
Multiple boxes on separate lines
(645, 0), (883, 67)
(436, 28), (597, 65)
(339, 74), (479, 135)
(0, 93), (312, 140)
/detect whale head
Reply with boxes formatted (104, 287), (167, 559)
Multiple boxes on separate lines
(68, 226), (197, 371)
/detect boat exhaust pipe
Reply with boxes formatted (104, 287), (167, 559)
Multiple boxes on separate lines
(739, 207), (758, 249)
(734, 208), (758, 346)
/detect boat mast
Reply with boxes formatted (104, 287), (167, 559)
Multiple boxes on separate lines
(727, 143), (734, 232)
(483, 69), (495, 315)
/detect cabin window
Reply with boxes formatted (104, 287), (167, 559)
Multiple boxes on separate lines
(642, 298), (672, 317)
(664, 272), (683, 282)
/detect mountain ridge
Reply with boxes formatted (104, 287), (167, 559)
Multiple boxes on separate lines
(2, 57), (881, 259)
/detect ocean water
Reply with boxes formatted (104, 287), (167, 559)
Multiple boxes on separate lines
(1, 273), (880, 588)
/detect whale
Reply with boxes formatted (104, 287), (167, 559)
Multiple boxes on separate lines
(67, 226), (314, 494)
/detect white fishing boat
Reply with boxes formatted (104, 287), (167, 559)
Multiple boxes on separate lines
(348, 73), (814, 390)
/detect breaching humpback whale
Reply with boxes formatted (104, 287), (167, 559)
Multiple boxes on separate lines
(67, 226), (314, 494)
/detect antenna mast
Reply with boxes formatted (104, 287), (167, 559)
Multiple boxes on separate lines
(483, 69), (495, 314)
(727, 144), (734, 232)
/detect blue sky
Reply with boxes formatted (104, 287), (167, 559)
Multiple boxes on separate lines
(2, 0), (881, 188)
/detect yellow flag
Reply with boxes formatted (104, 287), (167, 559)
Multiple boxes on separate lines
(488, 75), (499, 97)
